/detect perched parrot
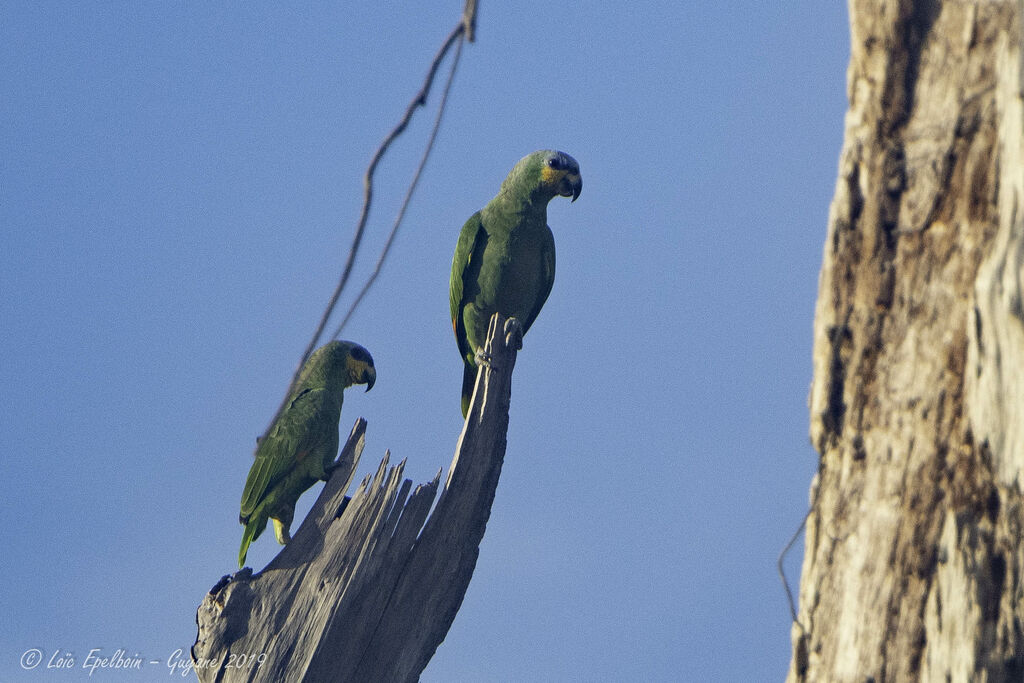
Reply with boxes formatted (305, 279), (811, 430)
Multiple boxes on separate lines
(449, 149), (582, 416)
(238, 340), (376, 567)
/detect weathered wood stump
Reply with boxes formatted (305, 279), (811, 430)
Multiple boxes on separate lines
(194, 313), (520, 682)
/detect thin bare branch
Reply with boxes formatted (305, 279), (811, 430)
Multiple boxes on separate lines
(331, 32), (464, 339)
(257, 18), (467, 444)
(778, 507), (810, 628)
(463, 0), (478, 42)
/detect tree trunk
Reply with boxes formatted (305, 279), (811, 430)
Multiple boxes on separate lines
(193, 313), (520, 682)
(789, 1), (1023, 680)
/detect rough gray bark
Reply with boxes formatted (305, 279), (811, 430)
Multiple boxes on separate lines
(789, 1), (1024, 681)
(193, 313), (520, 682)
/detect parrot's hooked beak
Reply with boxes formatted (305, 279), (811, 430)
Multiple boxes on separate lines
(363, 367), (376, 392)
(559, 173), (583, 202)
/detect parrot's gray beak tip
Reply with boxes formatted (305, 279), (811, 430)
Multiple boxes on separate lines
(560, 175), (582, 202)
(364, 371), (375, 392)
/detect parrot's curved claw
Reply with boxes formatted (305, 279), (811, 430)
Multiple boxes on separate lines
(504, 317), (524, 350)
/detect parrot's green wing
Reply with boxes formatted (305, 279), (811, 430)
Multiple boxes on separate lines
(449, 211), (486, 365)
(520, 226), (556, 335)
(239, 387), (335, 520)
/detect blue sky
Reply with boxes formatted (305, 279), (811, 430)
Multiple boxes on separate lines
(1, 2), (848, 680)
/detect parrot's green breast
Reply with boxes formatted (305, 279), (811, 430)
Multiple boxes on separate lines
(462, 218), (553, 362)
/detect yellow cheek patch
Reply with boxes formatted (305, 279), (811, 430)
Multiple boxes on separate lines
(540, 165), (560, 186)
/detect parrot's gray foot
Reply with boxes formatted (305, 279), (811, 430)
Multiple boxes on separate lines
(504, 317), (523, 350)
(475, 348), (494, 369)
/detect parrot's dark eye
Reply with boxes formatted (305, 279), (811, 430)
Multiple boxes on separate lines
(547, 157), (562, 170)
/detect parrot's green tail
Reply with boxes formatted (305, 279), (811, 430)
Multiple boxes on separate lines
(461, 364), (475, 418)
(238, 516), (264, 568)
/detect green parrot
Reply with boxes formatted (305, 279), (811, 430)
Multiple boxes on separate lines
(238, 340), (376, 567)
(449, 149), (582, 416)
